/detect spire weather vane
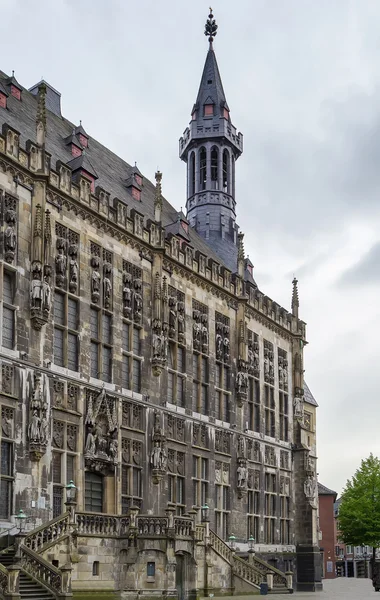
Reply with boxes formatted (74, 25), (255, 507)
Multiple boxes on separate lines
(205, 7), (218, 44)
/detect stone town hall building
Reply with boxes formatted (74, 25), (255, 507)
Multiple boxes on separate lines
(0, 10), (321, 600)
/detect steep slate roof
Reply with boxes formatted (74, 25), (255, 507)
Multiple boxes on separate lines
(318, 482), (337, 500)
(304, 381), (318, 407)
(0, 71), (225, 265)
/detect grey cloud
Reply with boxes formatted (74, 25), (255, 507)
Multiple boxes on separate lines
(338, 241), (380, 286)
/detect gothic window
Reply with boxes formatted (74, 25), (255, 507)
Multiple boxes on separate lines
(85, 472), (104, 513)
(90, 309), (112, 382)
(0, 416), (13, 519)
(215, 363), (230, 422)
(121, 261), (143, 393)
(52, 451), (63, 517)
(264, 385), (275, 438)
(264, 472), (277, 544)
(248, 378), (260, 433)
(167, 343), (185, 406)
(121, 323), (142, 393)
(121, 439), (143, 513)
(1, 271), (15, 350)
(247, 473), (260, 542)
(215, 462), (230, 540)
(280, 476), (291, 544)
(199, 147), (207, 190)
(222, 149), (230, 192)
(189, 151), (195, 196)
(193, 456), (208, 507)
(167, 449), (185, 515)
(193, 354), (209, 414)
(53, 293), (79, 371)
(211, 146), (218, 189)
(279, 392), (289, 442)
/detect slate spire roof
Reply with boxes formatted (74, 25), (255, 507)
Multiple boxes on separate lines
(193, 37), (229, 120)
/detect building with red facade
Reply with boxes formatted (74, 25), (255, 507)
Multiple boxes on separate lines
(318, 483), (337, 579)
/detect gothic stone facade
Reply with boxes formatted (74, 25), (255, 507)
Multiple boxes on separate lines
(0, 47), (320, 596)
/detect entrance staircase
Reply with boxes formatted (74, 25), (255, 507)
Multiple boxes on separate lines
(0, 512), (72, 600)
(196, 525), (292, 594)
(0, 548), (55, 599)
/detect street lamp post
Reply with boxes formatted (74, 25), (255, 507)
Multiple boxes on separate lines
(15, 509), (27, 533)
(201, 503), (209, 523)
(229, 534), (236, 552)
(248, 535), (255, 554)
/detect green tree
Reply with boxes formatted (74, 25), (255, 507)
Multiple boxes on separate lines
(338, 454), (380, 565)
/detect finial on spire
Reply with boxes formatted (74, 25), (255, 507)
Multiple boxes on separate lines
(291, 277), (299, 318)
(204, 7), (218, 45)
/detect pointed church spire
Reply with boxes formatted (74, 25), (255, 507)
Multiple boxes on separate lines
(292, 277), (299, 319)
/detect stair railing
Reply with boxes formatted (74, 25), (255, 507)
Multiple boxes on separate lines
(19, 544), (62, 595)
(208, 528), (288, 589)
(0, 563), (8, 596)
(23, 511), (71, 554)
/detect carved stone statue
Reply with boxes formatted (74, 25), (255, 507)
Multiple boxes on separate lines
(177, 306), (185, 342)
(4, 225), (16, 261)
(216, 334), (223, 359)
(31, 277), (43, 310)
(39, 412), (49, 444)
(85, 426), (96, 456)
(42, 276), (51, 313)
(69, 257), (79, 292)
(123, 274), (132, 317)
(28, 410), (41, 442)
(237, 461), (248, 488)
(91, 268), (101, 302)
(236, 370), (248, 394)
(304, 475), (316, 499)
(294, 394), (304, 419)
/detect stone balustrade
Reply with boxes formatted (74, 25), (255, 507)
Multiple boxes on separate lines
(24, 511), (70, 552)
(136, 516), (168, 536)
(173, 517), (193, 538)
(20, 544), (62, 594)
(75, 512), (130, 536)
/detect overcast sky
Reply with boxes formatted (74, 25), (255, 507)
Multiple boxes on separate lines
(2, 0), (380, 495)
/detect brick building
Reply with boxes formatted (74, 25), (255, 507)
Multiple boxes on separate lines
(318, 483), (337, 579)
(0, 9), (321, 599)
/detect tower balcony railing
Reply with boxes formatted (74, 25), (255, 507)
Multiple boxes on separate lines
(179, 120), (243, 155)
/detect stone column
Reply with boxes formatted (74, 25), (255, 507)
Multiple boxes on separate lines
(5, 564), (20, 600)
(218, 146), (223, 191)
(195, 149), (200, 194)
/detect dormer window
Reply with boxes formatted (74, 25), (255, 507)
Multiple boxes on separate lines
(81, 171), (95, 193)
(204, 104), (214, 116)
(192, 111), (197, 121)
(0, 82), (8, 109)
(78, 134), (88, 148)
(71, 144), (82, 158)
(10, 86), (21, 100)
(131, 186), (141, 201)
(223, 108), (229, 120)
(135, 174), (142, 187)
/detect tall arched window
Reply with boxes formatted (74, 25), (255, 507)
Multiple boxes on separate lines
(199, 147), (207, 190)
(189, 152), (195, 196)
(211, 146), (218, 189)
(223, 149), (230, 192)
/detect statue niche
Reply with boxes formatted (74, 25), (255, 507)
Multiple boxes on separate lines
(84, 387), (118, 475)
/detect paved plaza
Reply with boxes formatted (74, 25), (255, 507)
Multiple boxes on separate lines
(270, 577), (376, 598)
